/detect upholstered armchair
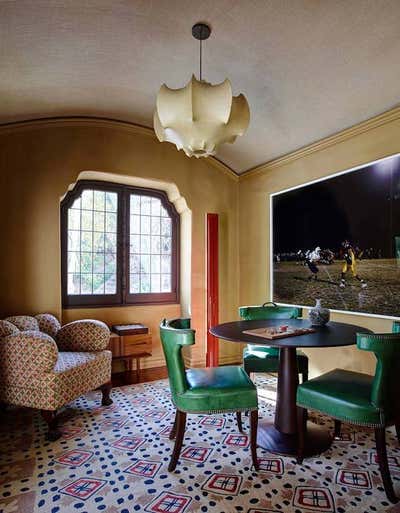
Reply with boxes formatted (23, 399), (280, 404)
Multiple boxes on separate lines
(0, 314), (112, 440)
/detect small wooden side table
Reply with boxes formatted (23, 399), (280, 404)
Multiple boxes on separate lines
(108, 332), (152, 383)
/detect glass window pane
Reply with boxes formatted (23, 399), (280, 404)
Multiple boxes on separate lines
(160, 206), (169, 217)
(93, 274), (105, 294)
(141, 215), (150, 235)
(131, 215), (140, 234)
(151, 197), (161, 216)
(105, 233), (116, 253)
(82, 190), (93, 210)
(140, 255), (150, 274)
(94, 190), (105, 211)
(105, 253), (116, 274)
(130, 195), (140, 214)
(68, 252), (80, 273)
(81, 210), (93, 231)
(161, 218), (171, 237)
(81, 274), (92, 294)
(105, 192), (117, 212)
(161, 255), (171, 274)
(141, 235), (150, 253)
(130, 234), (140, 253)
(93, 253), (104, 274)
(81, 232), (93, 252)
(151, 217), (160, 235)
(130, 274), (140, 293)
(161, 237), (171, 254)
(68, 209), (80, 230)
(94, 211), (105, 232)
(151, 236), (160, 254)
(106, 212), (117, 233)
(68, 230), (80, 251)
(105, 273), (116, 294)
(151, 274), (160, 293)
(141, 196), (151, 215)
(93, 232), (105, 252)
(161, 274), (171, 292)
(68, 273), (80, 294)
(151, 255), (160, 273)
(140, 274), (150, 293)
(80, 252), (92, 273)
(130, 254), (140, 274)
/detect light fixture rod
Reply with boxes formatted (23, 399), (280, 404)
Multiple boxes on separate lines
(192, 23), (211, 81)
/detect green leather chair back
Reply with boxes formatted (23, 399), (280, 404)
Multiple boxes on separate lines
(392, 321), (400, 333)
(239, 302), (302, 320)
(160, 318), (194, 401)
(357, 332), (400, 417)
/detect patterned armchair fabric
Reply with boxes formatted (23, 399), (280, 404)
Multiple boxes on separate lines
(0, 314), (112, 411)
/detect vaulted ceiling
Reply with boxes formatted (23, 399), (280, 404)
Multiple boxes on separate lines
(1, 0), (400, 173)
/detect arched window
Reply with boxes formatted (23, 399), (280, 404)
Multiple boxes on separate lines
(61, 180), (179, 307)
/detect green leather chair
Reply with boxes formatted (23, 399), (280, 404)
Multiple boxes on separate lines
(240, 303), (309, 382)
(160, 318), (259, 471)
(296, 329), (400, 504)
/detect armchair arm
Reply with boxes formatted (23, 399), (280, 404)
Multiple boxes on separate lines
(0, 332), (58, 385)
(56, 320), (110, 351)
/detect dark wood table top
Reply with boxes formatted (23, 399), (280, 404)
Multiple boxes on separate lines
(210, 318), (373, 348)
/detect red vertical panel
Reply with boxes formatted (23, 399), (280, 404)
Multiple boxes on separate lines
(206, 213), (219, 367)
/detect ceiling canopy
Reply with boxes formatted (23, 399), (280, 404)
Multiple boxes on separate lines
(1, 0), (399, 173)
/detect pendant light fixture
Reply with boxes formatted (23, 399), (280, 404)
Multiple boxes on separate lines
(154, 23), (250, 158)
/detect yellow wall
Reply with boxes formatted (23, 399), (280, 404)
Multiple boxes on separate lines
(0, 119), (240, 369)
(239, 112), (400, 377)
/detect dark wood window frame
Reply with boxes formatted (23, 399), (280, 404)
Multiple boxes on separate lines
(61, 180), (180, 308)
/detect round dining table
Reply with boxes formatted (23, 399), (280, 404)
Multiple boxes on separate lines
(210, 318), (372, 457)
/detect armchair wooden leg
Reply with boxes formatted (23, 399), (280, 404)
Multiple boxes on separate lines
(334, 419), (342, 439)
(250, 409), (259, 470)
(41, 410), (61, 441)
(297, 406), (307, 464)
(236, 411), (244, 433)
(375, 427), (398, 503)
(169, 410), (178, 440)
(100, 381), (113, 406)
(168, 410), (186, 472)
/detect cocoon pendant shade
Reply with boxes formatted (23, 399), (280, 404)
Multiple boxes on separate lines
(154, 75), (250, 158)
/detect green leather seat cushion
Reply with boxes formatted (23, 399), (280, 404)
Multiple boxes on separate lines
(297, 368), (382, 426)
(176, 365), (258, 413)
(243, 346), (308, 373)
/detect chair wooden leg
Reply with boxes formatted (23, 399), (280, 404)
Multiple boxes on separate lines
(334, 419), (342, 439)
(302, 371), (308, 383)
(395, 423), (400, 445)
(168, 410), (186, 472)
(375, 427), (398, 503)
(100, 381), (113, 406)
(296, 406), (307, 464)
(250, 409), (259, 470)
(41, 410), (61, 441)
(169, 410), (178, 440)
(236, 411), (244, 433)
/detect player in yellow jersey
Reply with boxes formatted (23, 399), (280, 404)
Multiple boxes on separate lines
(339, 240), (367, 288)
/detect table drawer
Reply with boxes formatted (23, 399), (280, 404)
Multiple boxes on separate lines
(122, 337), (152, 356)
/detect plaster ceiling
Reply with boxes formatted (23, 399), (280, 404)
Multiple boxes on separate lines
(1, 0), (400, 173)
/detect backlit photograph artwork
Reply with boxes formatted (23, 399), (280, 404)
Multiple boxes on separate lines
(271, 154), (400, 318)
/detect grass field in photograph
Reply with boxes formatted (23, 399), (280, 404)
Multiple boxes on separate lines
(273, 259), (400, 317)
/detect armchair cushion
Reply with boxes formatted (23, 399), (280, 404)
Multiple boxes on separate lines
(0, 320), (20, 338)
(5, 315), (39, 332)
(35, 314), (61, 338)
(56, 320), (110, 351)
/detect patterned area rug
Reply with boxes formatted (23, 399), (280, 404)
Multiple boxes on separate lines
(0, 375), (399, 513)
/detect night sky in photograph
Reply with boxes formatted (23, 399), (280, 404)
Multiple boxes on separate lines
(273, 155), (400, 257)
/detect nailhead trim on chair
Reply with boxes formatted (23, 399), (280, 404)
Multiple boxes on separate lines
(297, 403), (386, 428)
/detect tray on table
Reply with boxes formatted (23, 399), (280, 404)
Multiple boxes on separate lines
(242, 326), (316, 340)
